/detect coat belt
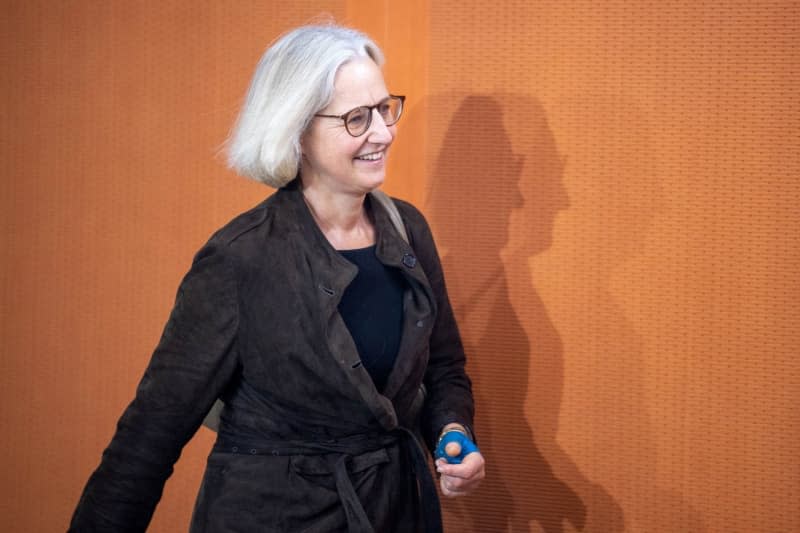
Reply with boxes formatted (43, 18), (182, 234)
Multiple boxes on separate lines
(213, 428), (442, 533)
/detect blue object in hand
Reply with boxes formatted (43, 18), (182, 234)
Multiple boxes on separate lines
(435, 430), (480, 464)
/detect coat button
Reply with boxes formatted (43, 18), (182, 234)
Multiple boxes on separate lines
(416, 320), (424, 327)
(402, 254), (417, 268)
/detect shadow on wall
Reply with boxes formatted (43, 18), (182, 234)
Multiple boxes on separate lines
(425, 94), (625, 532)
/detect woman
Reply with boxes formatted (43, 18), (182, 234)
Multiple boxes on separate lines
(70, 24), (484, 532)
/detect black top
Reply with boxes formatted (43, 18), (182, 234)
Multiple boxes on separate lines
(338, 245), (406, 391)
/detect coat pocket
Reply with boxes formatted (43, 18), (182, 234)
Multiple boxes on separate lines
(190, 452), (291, 533)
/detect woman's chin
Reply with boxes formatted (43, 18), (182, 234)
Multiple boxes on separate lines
(355, 171), (386, 192)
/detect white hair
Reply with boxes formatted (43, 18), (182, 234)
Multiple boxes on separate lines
(226, 24), (384, 188)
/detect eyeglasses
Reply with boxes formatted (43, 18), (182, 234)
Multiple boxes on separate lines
(315, 95), (405, 137)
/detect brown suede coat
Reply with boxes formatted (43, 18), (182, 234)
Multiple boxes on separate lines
(70, 180), (474, 532)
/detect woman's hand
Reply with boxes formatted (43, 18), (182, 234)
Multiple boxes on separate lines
(434, 424), (485, 497)
(436, 451), (485, 497)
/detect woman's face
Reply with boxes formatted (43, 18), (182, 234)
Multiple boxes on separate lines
(300, 57), (396, 195)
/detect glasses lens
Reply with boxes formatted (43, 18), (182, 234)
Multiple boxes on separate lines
(345, 107), (370, 136)
(380, 97), (403, 126)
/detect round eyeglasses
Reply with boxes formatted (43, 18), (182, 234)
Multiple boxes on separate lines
(314, 95), (405, 137)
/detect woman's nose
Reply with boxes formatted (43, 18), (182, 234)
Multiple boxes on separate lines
(366, 109), (394, 143)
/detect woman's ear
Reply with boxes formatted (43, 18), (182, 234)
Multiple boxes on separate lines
(298, 130), (309, 158)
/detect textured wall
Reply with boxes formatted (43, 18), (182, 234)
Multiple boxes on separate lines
(1, 1), (797, 532)
(420, 2), (799, 532)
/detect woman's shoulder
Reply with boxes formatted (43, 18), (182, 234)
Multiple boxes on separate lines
(386, 197), (437, 246)
(208, 198), (271, 247)
(387, 197), (429, 229)
(192, 193), (283, 264)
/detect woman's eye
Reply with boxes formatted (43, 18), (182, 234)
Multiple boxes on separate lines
(347, 109), (368, 126)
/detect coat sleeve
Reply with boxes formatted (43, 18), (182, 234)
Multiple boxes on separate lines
(398, 202), (476, 451)
(69, 244), (240, 532)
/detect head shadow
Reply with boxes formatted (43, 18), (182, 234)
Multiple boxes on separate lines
(422, 93), (624, 532)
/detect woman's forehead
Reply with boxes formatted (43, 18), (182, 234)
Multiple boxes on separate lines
(329, 58), (389, 109)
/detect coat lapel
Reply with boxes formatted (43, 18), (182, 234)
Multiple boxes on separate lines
(369, 195), (437, 411)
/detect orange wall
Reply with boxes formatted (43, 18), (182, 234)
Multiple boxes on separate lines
(1, 2), (797, 532)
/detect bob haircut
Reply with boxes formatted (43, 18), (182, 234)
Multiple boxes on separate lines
(226, 24), (384, 188)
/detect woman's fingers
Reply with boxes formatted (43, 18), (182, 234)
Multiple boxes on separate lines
(436, 453), (485, 497)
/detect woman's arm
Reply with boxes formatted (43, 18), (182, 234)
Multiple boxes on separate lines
(399, 203), (485, 496)
(396, 201), (475, 450)
(69, 244), (240, 532)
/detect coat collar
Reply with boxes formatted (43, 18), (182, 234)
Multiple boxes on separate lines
(274, 179), (434, 304)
